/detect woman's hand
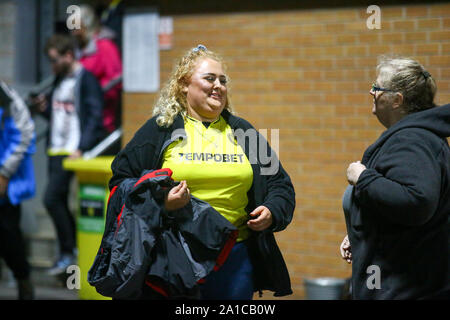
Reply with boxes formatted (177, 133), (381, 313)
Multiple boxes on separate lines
(164, 180), (190, 211)
(347, 161), (366, 185)
(247, 205), (273, 231)
(30, 94), (47, 113)
(69, 150), (82, 159)
(340, 234), (352, 264)
(0, 175), (9, 198)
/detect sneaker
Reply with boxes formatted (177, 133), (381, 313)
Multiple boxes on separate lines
(47, 254), (75, 276)
(18, 278), (34, 300)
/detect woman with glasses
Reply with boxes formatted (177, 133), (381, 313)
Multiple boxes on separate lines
(340, 56), (450, 299)
(108, 45), (295, 299)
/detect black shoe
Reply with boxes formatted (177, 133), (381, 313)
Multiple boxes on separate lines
(18, 278), (34, 300)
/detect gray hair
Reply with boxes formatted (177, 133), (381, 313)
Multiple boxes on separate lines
(376, 55), (437, 114)
(79, 4), (100, 37)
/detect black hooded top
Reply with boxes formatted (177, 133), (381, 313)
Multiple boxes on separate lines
(344, 104), (450, 299)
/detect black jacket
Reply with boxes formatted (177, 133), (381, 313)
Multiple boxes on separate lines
(109, 109), (296, 297)
(344, 104), (450, 299)
(88, 168), (238, 299)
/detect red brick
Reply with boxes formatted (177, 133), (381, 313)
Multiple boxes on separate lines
(428, 56), (450, 67)
(392, 20), (416, 31)
(363, 7), (404, 19)
(369, 44), (392, 56)
(405, 6), (429, 18)
(415, 43), (440, 55)
(418, 18), (442, 29)
(393, 44), (416, 55)
(380, 32), (404, 43)
(429, 4), (450, 17)
(429, 31), (450, 41)
(346, 45), (368, 57)
(405, 32), (427, 42)
(444, 18), (450, 28)
(302, 47), (323, 57)
(336, 34), (357, 44)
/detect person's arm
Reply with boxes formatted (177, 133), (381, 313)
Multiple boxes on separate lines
(261, 161), (296, 232)
(0, 85), (35, 183)
(29, 77), (58, 120)
(29, 94), (50, 119)
(109, 119), (157, 190)
(249, 128), (296, 232)
(354, 131), (441, 226)
(0, 175), (8, 197)
(78, 71), (104, 153)
(99, 39), (122, 101)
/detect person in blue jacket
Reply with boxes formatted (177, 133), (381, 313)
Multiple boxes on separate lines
(0, 80), (36, 300)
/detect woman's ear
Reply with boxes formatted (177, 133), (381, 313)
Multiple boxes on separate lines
(181, 78), (189, 94)
(392, 92), (404, 109)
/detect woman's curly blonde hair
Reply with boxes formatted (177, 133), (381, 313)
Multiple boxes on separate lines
(153, 45), (233, 127)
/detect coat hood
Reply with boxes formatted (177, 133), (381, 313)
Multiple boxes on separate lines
(363, 104), (450, 163)
(384, 103), (450, 140)
(394, 103), (450, 137)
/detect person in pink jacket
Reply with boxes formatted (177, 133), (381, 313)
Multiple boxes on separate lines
(71, 4), (122, 136)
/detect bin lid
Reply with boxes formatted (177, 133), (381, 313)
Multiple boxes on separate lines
(63, 156), (115, 173)
(304, 277), (347, 286)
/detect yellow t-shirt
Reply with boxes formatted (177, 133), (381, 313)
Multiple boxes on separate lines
(161, 115), (253, 241)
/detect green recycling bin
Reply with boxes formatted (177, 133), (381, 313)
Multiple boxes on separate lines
(63, 156), (114, 300)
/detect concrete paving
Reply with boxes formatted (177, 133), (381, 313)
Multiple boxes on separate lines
(0, 268), (79, 300)
(0, 281), (79, 300)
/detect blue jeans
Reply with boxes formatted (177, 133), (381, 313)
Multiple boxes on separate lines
(200, 241), (254, 300)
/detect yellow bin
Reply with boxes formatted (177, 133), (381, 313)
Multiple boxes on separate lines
(63, 156), (114, 300)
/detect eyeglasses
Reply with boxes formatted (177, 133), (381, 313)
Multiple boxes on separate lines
(48, 56), (62, 64)
(371, 83), (394, 93)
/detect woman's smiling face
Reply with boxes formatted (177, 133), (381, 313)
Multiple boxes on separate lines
(183, 58), (228, 122)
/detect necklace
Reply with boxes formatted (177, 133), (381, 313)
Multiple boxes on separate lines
(187, 117), (220, 149)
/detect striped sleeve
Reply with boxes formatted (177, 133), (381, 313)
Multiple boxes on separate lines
(0, 84), (35, 179)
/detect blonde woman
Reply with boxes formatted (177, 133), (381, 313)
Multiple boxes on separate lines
(341, 56), (450, 299)
(109, 45), (295, 299)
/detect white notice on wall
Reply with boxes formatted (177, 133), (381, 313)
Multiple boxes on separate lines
(123, 10), (159, 92)
(159, 16), (173, 50)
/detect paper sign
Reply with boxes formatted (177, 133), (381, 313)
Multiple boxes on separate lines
(159, 16), (173, 50)
(123, 9), (160, 92)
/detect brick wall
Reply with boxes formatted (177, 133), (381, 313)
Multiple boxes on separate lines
(122, 3), (450, 299)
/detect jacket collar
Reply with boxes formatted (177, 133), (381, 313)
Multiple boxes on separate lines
(170, 109), (242, 131)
